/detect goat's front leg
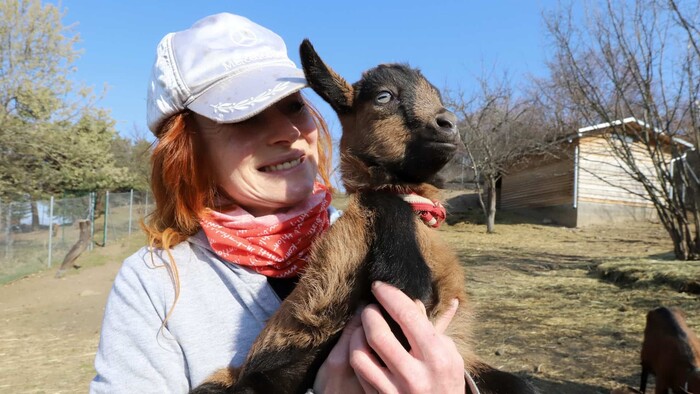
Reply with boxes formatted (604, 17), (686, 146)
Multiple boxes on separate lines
(639, 364), (648, 393)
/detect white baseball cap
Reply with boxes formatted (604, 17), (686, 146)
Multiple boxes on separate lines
(146, 13), (307, 135)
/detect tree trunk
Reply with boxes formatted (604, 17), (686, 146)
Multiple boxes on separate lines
(55, 219), (91, 278)
(486, 176), (497, 233)
(31, 201), (39, 231)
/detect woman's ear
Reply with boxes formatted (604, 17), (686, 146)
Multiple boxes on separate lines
(299, 39), (354, 113)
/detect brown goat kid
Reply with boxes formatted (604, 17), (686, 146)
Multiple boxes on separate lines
(641, 306), (700, 394)
(192, 39), (537, 394)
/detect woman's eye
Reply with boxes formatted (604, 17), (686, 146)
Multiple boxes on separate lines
(289, 100), (306, 113)
(375, 91), (393, 104)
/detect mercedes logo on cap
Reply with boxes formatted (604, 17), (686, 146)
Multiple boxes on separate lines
(230, 28), (257, 46)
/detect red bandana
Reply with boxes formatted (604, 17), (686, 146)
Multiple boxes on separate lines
(199, 183), (331, 278)
(398, 193), (447, 228)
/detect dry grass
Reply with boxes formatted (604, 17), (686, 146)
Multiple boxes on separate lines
(435, 192), (699, 394)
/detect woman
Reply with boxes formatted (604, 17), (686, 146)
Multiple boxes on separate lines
(90, 12), (466, 393)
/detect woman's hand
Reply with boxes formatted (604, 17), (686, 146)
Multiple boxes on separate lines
(313, 311), (367, 394)
(349, 281), (465, 394)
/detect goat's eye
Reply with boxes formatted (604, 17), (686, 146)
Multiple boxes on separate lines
(375, 91), (393, 104)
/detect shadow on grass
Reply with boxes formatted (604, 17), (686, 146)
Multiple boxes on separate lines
(455, 249), (600, 272)
(591, 257), (700, 295)
(452, 236), (700, 295)
(471, 371), (613, 394)
(522, 374), (617, 394)
(445, 207), (553, 227)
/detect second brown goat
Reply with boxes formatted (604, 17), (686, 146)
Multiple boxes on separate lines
(641, 306), (700, 394)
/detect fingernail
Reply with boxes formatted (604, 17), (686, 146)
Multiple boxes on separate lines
(451, 298), (459, 308)
(371, 281), (384, 290)
(415, 300), (427, 316)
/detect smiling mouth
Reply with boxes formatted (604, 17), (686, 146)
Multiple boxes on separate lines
(260, 157), (303, 172)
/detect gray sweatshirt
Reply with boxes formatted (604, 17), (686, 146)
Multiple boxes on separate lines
(90, 208), (339, 393)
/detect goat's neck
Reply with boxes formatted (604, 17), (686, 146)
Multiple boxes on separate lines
(340, 154), (442, 201)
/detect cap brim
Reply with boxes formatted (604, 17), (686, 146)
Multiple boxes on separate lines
(187, 65), (307, 123)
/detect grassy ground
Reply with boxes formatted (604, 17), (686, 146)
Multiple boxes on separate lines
(1, 191), (698, 393)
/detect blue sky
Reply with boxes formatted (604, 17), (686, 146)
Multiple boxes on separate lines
(55, 0), (561, 141)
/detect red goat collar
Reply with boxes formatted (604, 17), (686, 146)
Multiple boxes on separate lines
(398, 193), (447, 228)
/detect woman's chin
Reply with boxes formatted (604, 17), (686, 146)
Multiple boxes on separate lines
(247, 179), (313, 209)
(262, 167), (316, 194)
(281, 181), (317, 205)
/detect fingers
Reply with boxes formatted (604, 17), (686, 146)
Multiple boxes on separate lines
(414, 299), (427, 316)
(348, 316), (396, 394)
(415, 297), (459, 334)
(369, 281), (439, 357)
(350, 284), (466, 394)
(328, 311), (363, 361)
(356, 374), (375, 394)
(364, 303), (419, 378)
(313, 311), (366, 394)
(434, 298), (459, 334)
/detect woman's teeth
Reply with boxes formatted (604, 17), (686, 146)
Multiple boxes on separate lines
(262, 158), (301, 172)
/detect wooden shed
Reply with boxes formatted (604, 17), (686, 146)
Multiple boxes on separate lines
(498, 117), (694, 227)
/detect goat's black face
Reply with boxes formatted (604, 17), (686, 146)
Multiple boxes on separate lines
(352, 64), (460, 182)
(299, 39), (460, 184)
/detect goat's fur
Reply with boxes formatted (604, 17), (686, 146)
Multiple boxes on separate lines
(640, 306), (700, 394)
(192, 39), (536, 394)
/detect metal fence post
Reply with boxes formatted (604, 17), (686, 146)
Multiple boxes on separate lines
(88, 192), (95, 251)
(4, 202), (10, 259)
(144, 191), (149, 217)
(103, 191), (109, 246)
(128, 189), (134, 237)
(48, 196), (54, 267)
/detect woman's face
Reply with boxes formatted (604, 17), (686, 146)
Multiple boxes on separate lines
(196, 92), (320, 216)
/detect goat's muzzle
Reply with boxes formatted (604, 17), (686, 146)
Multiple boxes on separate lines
(427, 110), (460, 145)
(400, 110), (460, 182)
(432, 111), (458, 136)
(424, 110), (460, 154)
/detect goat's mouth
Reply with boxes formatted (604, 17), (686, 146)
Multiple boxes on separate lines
(259, 156), (305, 173)
(425, 140), (458, 150)
(424, 140), (459, 157)
(395, 138), (458, 183)
(420, 126), (460, 149)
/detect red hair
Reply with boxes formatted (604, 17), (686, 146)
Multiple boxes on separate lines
(143, 97), (334, 250)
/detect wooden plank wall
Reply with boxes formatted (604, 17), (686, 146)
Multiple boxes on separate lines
(500, 154), (575, 210)
(577, 137), (656, 207)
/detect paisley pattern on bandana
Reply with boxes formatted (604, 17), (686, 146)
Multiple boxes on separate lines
(200, 183), (331, 278)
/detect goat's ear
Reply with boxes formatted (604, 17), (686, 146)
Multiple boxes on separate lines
(299, 39), (353, 113)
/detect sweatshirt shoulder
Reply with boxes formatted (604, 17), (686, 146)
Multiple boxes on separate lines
(122, 242), (196, 270)
(116, 242), (197, 289)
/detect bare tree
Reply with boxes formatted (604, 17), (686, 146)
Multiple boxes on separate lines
(445, 74), (566, 233)
(544, 0), (700, 259)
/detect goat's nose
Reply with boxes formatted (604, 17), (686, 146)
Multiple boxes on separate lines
(433, 111), (458, 134)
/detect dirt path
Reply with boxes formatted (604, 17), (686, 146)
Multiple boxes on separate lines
(1, 202), (698, 393)
(0, 240), (132, 393)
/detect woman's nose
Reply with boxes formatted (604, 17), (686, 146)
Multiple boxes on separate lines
(264, 108), (301, 145)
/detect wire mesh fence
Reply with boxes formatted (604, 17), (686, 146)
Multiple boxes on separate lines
(0, 190), (152, 284)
